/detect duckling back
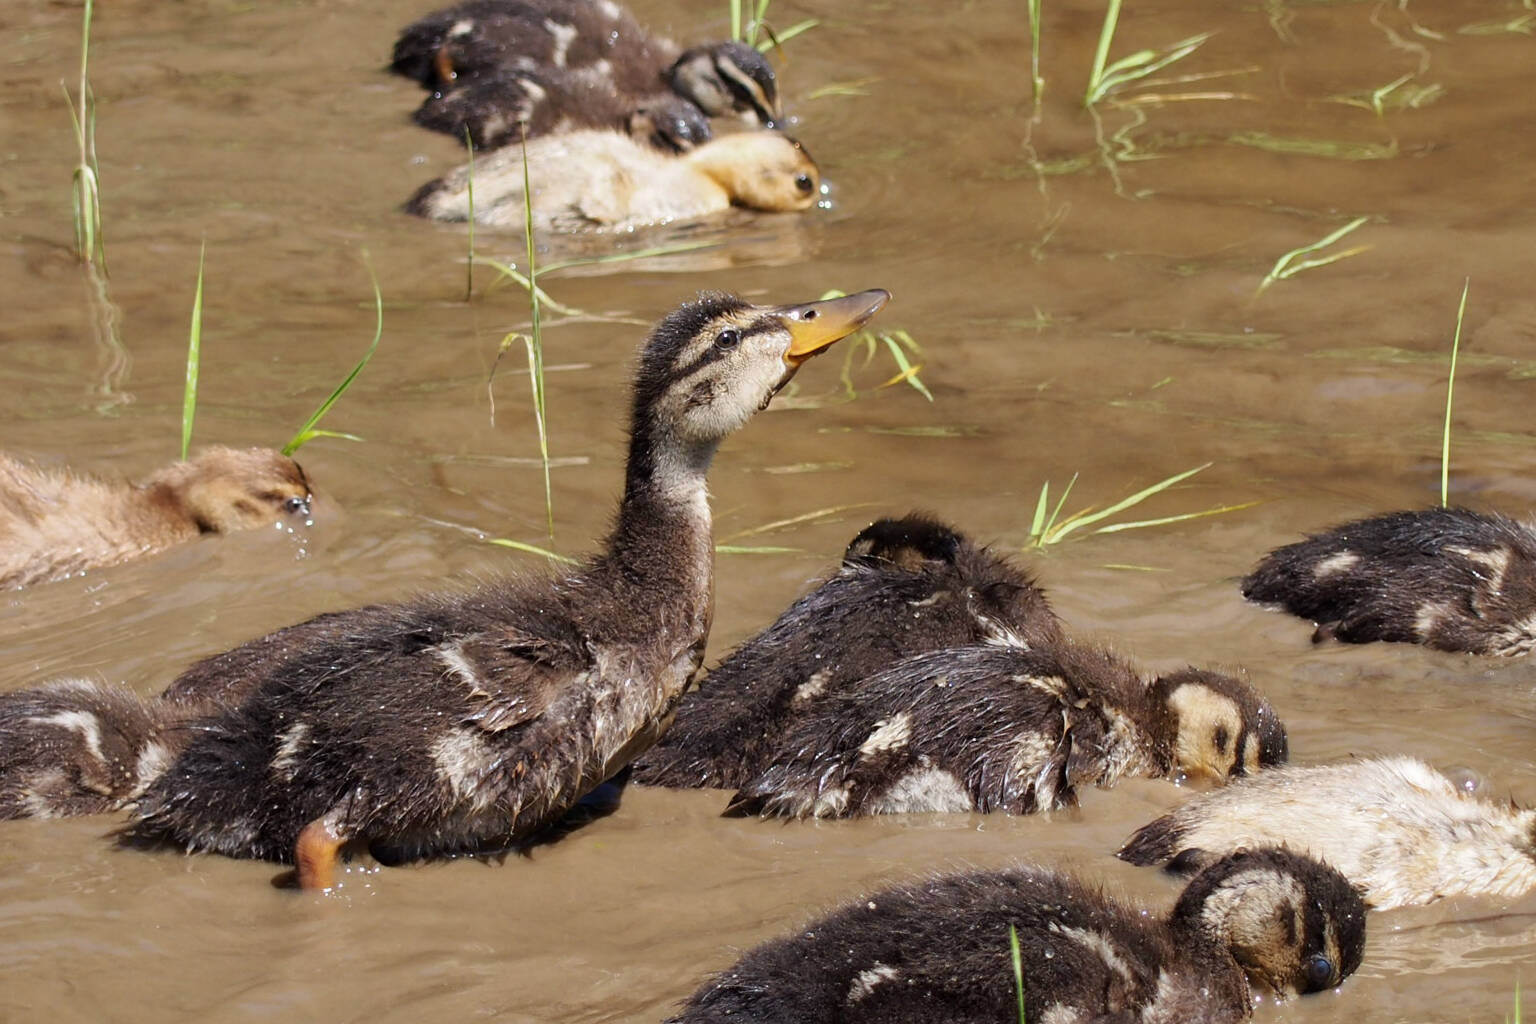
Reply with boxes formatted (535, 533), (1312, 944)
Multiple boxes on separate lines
(1120, 756), (1536, 909)
(632, 514), (1061, 789)
(1243, 507), (1536, 655)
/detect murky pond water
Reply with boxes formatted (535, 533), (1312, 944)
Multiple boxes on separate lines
(4, 0), (1535, 1019)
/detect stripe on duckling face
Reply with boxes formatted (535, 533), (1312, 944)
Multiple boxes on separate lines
(1166, 683), (1245, 782)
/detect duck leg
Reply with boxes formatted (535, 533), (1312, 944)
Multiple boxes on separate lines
(294, 809), (350, 891)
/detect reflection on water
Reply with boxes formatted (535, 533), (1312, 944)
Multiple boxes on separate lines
(2, 0), (1534, 1020)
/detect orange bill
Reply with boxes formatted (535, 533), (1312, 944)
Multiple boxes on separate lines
(775, 289), (892, 367)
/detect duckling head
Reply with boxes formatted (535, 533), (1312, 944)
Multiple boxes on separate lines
(844, 514), (964, 570)
(1153, 669), (1288, 785)
(683, 132), (820, 212)
(669, 41), (780, 126)
(163, 447), (313, 534)
(1172, 847), (1366, 999)
(628, 290), (888, 480)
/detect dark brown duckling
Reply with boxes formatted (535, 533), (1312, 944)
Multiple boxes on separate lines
(723, 644), (1287, 818)
(123, 289), (888, 890)
(632, 513), (1062, 790)
(1243, 506), (1536, 655)
(0, 446), (312, 590)
(391, 0), (777, 152)
(667, 847), (1366, 1023)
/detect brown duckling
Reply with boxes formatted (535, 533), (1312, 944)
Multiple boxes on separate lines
(1243, 506), (1536, 655)
(391, 0), (778, 151)
(124, 289), (888, 890)
(0, 446), (312, 590)
(405, 128), (819, 231)
(632, 513), (1062, 790)
(668, 847), (1366, 1023)
(1120, 756), (1536, 910)
(723, 643), (1287, 819)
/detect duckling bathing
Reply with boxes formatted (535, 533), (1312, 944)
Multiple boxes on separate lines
(391, 0), (778, 151)
(1119, 756), (1536, 909)
(723, 643), (1287, 819)
(405, 128), (819, 231)
(1243, 506), (1536, 655)
(123, 289), (888, 890)
(0, 446), (311, 590)
(668, 847), (1366, 1023)
(633, 513), (1063, 790)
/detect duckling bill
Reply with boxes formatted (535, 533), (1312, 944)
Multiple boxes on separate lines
(123, 289), (888, 890)
(668, 848), (1366, 1023)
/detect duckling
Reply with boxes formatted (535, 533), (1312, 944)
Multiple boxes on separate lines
(722, 643), (1288, 819)
(390, 0), (778, 151)
(1119, 755), (1536, 909)
(1243, 507), (1536, 655)
(668, 847), (1366, 1023)
(0, 446), (312, 590)
(0, 679), (205, 819)
(632, 513), (1063, 790)
(405, 128), (819, 231)
(123, 289), (888, 889)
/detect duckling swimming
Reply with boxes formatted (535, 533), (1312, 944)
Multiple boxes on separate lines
(1120, 755), (1536, 909)
(723, 643), (1287, 818)
(632, 513), (1062, 790)
(391, 0), (778, 151)
(0, 446), (312, 590)
(405, 128), (818, 231)
(123, 289), (888, 889)
(1243, 507), (1536, 655)
(668, 847), (1366, 1023)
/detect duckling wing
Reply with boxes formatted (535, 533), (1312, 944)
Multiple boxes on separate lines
(449, 622), (592, 733)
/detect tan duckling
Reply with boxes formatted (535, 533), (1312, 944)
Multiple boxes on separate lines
(123, 289), (888, 890)
(1243, 507), (1536, 655)
(0, 446), (312, 590)
(1120, 756), (1536, 909)
(405, 128), (819, 231)
(668, 848), (1366, 1023)
(390, 0), (778, 151)
(723, 643), (1288, 819)
(632, 513), (1063, 790)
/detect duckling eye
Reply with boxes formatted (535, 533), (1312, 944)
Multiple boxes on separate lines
(714, 328), (741, 350)
(283, 496), (308, 515)
(794, 173), (814, 194)
(1304, 954), (1335, 991)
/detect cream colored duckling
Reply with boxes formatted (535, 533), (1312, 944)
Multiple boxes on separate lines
(405, 129), (819, 231)
(1120, 756), (1536, 909)
(0, 447), (312, 589)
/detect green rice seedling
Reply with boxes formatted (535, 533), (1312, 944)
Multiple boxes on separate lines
(815, 290), (933, 403)
(1440, 279), (1470, 508)
(1010, 924), (1027, 1024)
(1027, 0), (1044, 111)
(281, 257), (382, 455)
(1254, 216), (1370, 296)
(731, 0), (818, 53)
(180, 243), (206, 461)
(464, 128), (476, 301)
(65, 0), (104, 266)
(487, 537), (578, 563)
(723, 503), (874, 544)
(1508, 981), (1525, 1024)
(1026, 463), (1257, 549)
(1084, 0), (1212, 107)
(513, 130), (555, 539)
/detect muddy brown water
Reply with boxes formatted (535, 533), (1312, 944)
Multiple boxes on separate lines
(3, 0), (1535, 1020)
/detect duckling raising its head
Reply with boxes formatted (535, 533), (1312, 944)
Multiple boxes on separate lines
(0, 446), (311, 590)
(1120, 756), (1536, 910)
(632, 513), (1062, 790)
(667, 848), (1365, 1023)
(722, 643), (1287, 819)
(406, 128), (818, 231)
(124, 290), (888, 889)
(1243, 507), (1536, 655)
(390, 0), (778, 151)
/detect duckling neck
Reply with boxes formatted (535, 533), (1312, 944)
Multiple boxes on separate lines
(606, 422), (717, 600)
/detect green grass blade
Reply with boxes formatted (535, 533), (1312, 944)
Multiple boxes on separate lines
(878, 333), (934, 401)
(1045, 473), (1078, 536)
(464, 128), (476, 302)
(1085, 0), (1125, 106)
(1093, 500), (1261, 534)
(1028, 0), (1044, 107)
(1010, 924), (1027, 1024)
(1048, 463), (1211, 542)
(281, 255), (382, 456)
(757, 18), (819, 51)
(731, 0), (743, 42)
(1029, 481), (1050, 538)
(716, 544), (806, 555)
(725, 503), (874, 541)
(473, 256), (585, 316)
(1441, 278), (1470, 507)
(519, 130), (554, 539)
(180, 242), (205, 461)
(1256, 216), (1370, 295)
(487, 538), (578, 563)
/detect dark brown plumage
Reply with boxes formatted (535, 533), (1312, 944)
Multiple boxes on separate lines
(121, 289), (888, 889)
(1243, 506), (1536, 655)
(667, 848), (1366, 1023)
(632, 513), (1062, 790)
(390, 0), (778, 152)
(721, 645), (1288, 819)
